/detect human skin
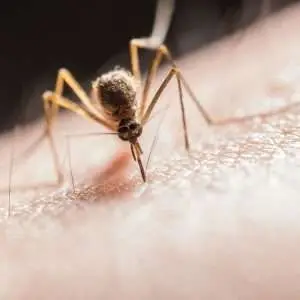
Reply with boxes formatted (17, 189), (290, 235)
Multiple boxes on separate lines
(1, 3), (300, 299)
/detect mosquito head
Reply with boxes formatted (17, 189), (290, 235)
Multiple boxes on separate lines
(117, 118), (143, 143)
(93, 67), (138, 121)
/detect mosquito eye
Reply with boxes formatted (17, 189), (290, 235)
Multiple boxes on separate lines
(129, 123), (138, 130)
(119, 126), (128, 133)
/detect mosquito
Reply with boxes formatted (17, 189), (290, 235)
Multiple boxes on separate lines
(42, 40), (214, 184)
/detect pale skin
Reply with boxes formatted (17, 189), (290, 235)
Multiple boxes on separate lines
(2, 3), (300, 299)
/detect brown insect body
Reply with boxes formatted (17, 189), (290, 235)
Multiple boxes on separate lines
(10, 1), (208, 192)
(92, 68), (143, 143)
(41, 40), (213, 184)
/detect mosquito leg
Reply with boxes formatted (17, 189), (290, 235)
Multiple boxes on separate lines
(44, 69), (115, 134)
(51, 68), (115, 128)
(130, 39), (164, 119)
(131, 41), (214, 125)
(43, 92), (64, 185)
(177, 73), (214, 125)
(129, 0), (175, 80)
(42, 92), (115, 185)
(156, 44), (295, 126)
(129, 39), (213, 129)
(41, 68), (116, 185)
(141, 68), (176, 126)
(158, 44), (295, 126)
(140, 66), (193, 151)
(131, 41), (204, 151)
(176, 73), (189, 150)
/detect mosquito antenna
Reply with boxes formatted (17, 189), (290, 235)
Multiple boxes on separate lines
(146, 100), (171, 170)
(150, 0), (175, 44)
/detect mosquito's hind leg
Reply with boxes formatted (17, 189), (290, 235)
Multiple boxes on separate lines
(129, 39), (214, 128)
(153, 44), (215, 126)
(145, 44), (295, 128)
(139, 64), (205, 152)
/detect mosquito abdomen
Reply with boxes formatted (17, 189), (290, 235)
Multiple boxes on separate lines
(94, 68), (138, 121)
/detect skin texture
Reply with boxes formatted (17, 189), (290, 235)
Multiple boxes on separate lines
(1, 3), (300, 299)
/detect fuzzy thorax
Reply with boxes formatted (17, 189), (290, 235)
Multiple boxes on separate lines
(92, 68), (138, 122)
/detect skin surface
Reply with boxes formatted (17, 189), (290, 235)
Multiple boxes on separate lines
(1, 3), (300, 299)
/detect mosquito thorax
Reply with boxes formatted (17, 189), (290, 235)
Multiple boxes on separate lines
(117, 118), (143, 142)
(93, 67), (138, 121)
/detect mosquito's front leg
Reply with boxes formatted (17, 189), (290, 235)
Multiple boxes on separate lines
(42, 67), (117, 185)
(130, 39), (168, 119)
(43, 92), (66, 185)
(51, 68), (114, 124)
(43, 90), (116, 185)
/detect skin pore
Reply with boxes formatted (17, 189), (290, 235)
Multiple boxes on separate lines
(1, 2), (300, 299)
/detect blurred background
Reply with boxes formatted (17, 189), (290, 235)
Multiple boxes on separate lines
(0, 0), (298, 132)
